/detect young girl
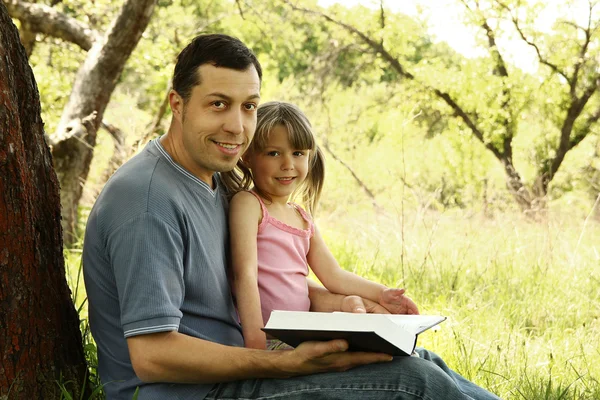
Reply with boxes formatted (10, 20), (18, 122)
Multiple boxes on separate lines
(223, 101), (418, 350)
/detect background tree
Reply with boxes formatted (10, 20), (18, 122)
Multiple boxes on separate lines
(0, 2), (88, 397)
(284, 0), (600, 213)
(7, 0), (157, 245)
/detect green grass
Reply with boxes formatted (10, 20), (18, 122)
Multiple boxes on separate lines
(65, 207), (600, 399)
(321, 208), (600, 399)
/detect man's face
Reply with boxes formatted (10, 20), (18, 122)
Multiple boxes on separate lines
(170, 64), (261, 184)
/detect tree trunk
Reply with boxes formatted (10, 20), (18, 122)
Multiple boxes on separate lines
(48, 0), (157, 245)
(0, 3), (89, 398)
(501, 158), (535, 211)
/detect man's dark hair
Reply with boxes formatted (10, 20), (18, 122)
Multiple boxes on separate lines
(172, 33), (263, 103)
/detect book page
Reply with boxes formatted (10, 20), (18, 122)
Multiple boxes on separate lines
(326, 312), (446, 334)
(383, 315), (446, 334)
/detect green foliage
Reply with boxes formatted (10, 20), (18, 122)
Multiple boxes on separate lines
(29, 40), (85, 135)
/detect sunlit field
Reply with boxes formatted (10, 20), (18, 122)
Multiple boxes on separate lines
(66, 203), (600, 399)
(320, 207), (600, 399)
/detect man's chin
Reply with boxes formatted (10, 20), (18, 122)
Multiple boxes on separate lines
(214, 161), (239, 173)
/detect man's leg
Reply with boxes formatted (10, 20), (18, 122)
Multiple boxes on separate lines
(413, 348), (501, 400)
(206, 350), (501, 400)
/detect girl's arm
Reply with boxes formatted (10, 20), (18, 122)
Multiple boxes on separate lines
(307, 279), (391, 314)
(229, 191), (267, 349)
(307, 226), (419, 315)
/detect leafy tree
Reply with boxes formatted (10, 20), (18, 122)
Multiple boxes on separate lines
(285, 0), (600, 212)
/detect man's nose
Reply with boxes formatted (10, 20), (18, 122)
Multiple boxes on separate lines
(223, 109), (244, 135)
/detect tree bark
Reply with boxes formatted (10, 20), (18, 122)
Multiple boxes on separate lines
(0, 3), (89, 398)
(48, 0), (157, 245)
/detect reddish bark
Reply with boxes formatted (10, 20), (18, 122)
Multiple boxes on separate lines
(0, 3), (88, 398)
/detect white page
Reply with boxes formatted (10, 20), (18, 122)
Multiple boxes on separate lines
(384, 315), (446, 334)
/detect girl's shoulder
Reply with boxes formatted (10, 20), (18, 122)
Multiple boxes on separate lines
(230, 190), (266, 223)
(230, 190), (262, 212)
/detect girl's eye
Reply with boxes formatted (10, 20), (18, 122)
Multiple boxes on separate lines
(293, 151), (305, 156)
(267, 151), (279, 156)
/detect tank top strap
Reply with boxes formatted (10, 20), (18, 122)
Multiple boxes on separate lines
(289, 203), (315, 237)
(246, 190), (269, 228)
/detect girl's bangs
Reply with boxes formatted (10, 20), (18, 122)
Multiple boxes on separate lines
(284, 120), (315, 151)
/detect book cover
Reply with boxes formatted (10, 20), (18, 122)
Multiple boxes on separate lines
(263, 311), (446, 356)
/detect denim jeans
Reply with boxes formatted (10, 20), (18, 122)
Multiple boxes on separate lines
(205, 348), (501, 399)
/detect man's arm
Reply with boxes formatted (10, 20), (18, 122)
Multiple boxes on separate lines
(127, 330), (392, 383)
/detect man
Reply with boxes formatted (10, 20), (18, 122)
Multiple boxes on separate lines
(83, 34), (500, 399)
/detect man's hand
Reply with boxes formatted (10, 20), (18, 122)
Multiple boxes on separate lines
(379, 288), (420, 315)
(276, 339), (392, 377)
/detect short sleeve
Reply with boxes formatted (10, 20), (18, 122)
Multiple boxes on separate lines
(106, 212), (185, 337)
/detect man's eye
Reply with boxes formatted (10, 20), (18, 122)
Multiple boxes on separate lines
(213, 101), (226, 109)
(244, 103), (257, 111)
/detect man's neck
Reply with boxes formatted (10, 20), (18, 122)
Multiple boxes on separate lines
(159, 131), (215, 189)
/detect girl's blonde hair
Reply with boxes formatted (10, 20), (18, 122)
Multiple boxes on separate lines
(221, 101), (325, 215)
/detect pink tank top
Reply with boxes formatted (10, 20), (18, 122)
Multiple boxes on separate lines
(247, 191), (315, 325)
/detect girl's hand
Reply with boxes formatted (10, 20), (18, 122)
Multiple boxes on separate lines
(378, 288), (420, 315)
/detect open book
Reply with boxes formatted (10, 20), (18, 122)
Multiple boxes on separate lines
(262, 311), (446, 356)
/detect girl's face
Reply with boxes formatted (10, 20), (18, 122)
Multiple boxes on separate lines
(245, 124), (310, 202)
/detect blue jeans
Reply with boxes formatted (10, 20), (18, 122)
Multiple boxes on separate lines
(205, 348), (501, 399)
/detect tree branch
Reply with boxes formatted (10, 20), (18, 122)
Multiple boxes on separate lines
(235, 0), (245, 19)
(542, 77), (600, 187)
(495, 0), (570, 83)
(283, 0), (504, 162)
(5, 0), (99, 51)
(572, 101), (600, 148)
(569, 1), (595, 94)
(461, 0), (516, 161)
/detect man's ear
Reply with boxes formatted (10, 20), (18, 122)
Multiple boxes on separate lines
(169, 90), (184, 121)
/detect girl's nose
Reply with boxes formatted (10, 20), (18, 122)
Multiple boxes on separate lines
(281, 156), (294, 170)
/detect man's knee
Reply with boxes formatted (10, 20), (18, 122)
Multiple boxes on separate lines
(386, 357), (471, 399)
